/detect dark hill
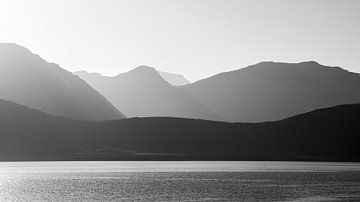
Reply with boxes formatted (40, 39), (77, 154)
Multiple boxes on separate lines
(0, 98), (359, 161)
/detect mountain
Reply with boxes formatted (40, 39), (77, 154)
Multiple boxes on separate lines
(158, 71), (190, 86)
(182, 61), (360, 122)
(0, 43), (124, 121)
(74, 66), (220, 120)
(0, 98), (359, 161)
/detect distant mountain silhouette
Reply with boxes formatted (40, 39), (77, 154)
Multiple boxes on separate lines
(158, 71), (190, 86)
(74, 66), (220, 120)
(182, 61), (360, 122)
(0, 43), (124, 121)
(0, 98), (359, 161)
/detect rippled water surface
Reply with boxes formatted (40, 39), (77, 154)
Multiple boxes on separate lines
(1, 161), (360, 201)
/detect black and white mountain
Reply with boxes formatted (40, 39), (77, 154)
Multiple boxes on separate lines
(0, 43), (124, 121)
(74, 66), (220, 120)
(182, 61), (360, 122)
(158, 71), (190, 86)
(0, 98), (359, 161)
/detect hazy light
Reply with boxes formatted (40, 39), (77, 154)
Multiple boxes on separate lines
(1, 0), (359, 81)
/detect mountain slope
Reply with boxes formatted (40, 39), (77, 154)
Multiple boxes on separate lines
(182, 61), (360, 122)
(74, 66), (220, 120)
(0, 98), (359, 161)
(158, 71), (190, 86)
(0, 43), (124, 121)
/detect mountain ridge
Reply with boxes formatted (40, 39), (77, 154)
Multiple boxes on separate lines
(182, 61), (360, 122)
(74, 66), (221, 120)
(158, 70), (190, 86)
(0, 43), (125, 121)
(0, 98), (359, 161)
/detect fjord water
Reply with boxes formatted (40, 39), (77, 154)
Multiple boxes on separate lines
(1, 162), (360, 201)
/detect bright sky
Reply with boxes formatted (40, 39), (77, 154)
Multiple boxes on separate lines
(0, 0), (359, 81)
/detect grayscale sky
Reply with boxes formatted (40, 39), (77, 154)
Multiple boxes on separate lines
(0, 0), (359, 81)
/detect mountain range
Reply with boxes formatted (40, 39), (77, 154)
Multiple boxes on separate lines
(1, 43), (360, 162)
(0, 43), (124, 121)
(77, 60), (360, 122)
(0, 98), (358, 161)
(158, 70), (190, 86)
(74, 66), (220, 120)
(2, 43), (358, 123)
(182, 61), (360, 122)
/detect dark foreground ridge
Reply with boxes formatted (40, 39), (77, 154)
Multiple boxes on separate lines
(0, 98), (359, 161)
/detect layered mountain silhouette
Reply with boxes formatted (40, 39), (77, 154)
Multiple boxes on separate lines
(76, 61), (360, 122)
(0, 43), (124, 121)
(158, 71), (190, 86)
(0, 98), (359, 161)
(182, 61), (360, 122)
(74, 66), (220, 120)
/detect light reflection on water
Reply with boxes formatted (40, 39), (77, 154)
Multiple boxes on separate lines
(0, 161), (360, 201)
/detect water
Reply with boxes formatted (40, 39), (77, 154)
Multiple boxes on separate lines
(1, 161), (360, 201)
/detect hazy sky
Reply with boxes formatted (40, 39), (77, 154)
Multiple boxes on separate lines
(0, 0), (359, 81)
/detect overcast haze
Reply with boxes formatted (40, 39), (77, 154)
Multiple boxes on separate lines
(1, 0), (359, 81)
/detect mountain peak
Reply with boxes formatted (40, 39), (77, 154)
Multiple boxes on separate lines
(131, 65), (157, 73)
(158, 71), (191, 86)
(244, 61), (346, 73)
(0, 44), (125, 121)
(0, 43), (33, 56)
(74, 70), (105, 78)
(122, 65), (162, 79)
(254, 61), (322, 67)
(0, 42), (26, 49)
(300, 61), (320, 65)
